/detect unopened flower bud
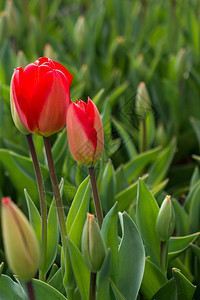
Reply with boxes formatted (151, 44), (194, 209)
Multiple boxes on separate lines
(1, 197), (40, 281)
(156, 195), (175, 241)
(82, 213), (106, 272)
(174, 48), (186, 80)
(135, 82), (151, 118)
(74, 16), (87, 47)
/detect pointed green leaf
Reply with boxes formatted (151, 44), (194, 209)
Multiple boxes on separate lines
(97, 250), (111, 300)
(100, 160), (116, 213)
(0, 262), (4, 275)
(123, 146), (161, 183)
(153, 278), (177, 300)
(24, 189), (42, 246)
(109, 278), (126, 300)
(0, 275), (24, 300)
(67, 177), (91, 250)
(140, 258), (167, 299)
(117, 212), (145, 300)
(46, 198), (59, 273)
(66, 237), (90, 300)
(190, 243), (200, 263)
(188, 183), (200, 234)
(146, 138), (176, 186)
(0, 149), (48, 201)
(48, 268), (66, 295)
(168, 232), (200, 261)
(172, 268), (196, 300)
(66, 176), (90, 233)
(136, 179), (160, 266)
(172, 199), (188, 236)
(101, 203), (118, 281)
(32, 278), (67, 300)
(115, 174), (148, 211)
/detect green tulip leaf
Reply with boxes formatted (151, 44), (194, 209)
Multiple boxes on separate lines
(46, 198), (59, 273)
(146, 138), (176, 186)
(136, 179), (160, 266)
(97, 250), (111, 300)
(101, 202), (119, 282)
(117, 212), (145, 300)
(0, 262), (4, 275)
(66, 236), (90, 300)
(140, 257), (167, 299)
(48, 268), (66, 295)
(112, 117), (137, 159)
(190, 243), (200, 263)
(47, 264), (59, 283)
(115, 174), (148, 211)
(67, 176), (91, 249)
(123, 146), (161, 183)
(172, 199), (188, 236)
(151, 178), (169, 197)
(52, 130), (68, 173)
(168, 232), (200, 261)
(24, 189), (42, 247)
(172, 268), (196, 300)
(188, 182), (200, 234)
(109, 278), (126, 300)
(0, 274), (24, 300)
(115, 165), (128, 193)
(152, 278), (177, 300)
(0, 149), (48, 201)
(32, 278), (67, 300)
(99, 160), (116, 213)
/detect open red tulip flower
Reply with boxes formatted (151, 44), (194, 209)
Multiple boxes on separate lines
(10, 57), (73, 136)
(66, 97), (104, 167)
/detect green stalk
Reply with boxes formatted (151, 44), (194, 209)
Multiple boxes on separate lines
(141, 118), (146, 153)
(160, 240), (169, 273)
(43, 136), (67, 246)
(88, 166), (103, 229)
(89, 272), (97, 300)
(26, 281), (36, 300)
(26, 134), (47, 281)
(88, 166), (103, 300)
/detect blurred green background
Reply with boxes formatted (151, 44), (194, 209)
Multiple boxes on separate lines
(1, 0), (200, 205)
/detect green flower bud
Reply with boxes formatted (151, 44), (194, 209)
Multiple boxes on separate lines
(174, 48), (186, 80)
(16, 50), (28, 69)
(135, 82), (151, 118)
(44, 44), (57, 61)
(74, 16), (87, 47)
(0, 12), (8, 45)
(5, 0), (18, 35)
(156, 195), (175, 242)
(1, 197), (40, 281)
(82, 213), (106, 272)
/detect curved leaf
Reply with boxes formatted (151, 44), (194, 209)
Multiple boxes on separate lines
(117, 212), (145, 300)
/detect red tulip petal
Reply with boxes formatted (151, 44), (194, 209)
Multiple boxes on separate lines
(67, 103), (95, 165)
(32, 69), (70, 135)
(53, 61), (73, 85)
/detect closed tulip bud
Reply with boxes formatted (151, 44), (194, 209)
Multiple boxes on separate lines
(5, 0), (18, 35)
(135, 82), (151, 118)
(44, 44), (57, 61)
(74, 16), (87, 47)
(1, 197), (40, 281)
(174, 48), (186, 80)
(66, 97), (104, 167)
(82, 213), (106, 272)
(156, 195), (175, 242)
(16, 50), (28, 69)
(0, 12), (8, 45)
(10, 57), (73, 136)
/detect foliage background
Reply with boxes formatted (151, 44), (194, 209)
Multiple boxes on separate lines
(1, 0), (200, 299)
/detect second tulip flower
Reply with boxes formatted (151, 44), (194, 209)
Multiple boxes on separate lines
(66, 97), (104, 167)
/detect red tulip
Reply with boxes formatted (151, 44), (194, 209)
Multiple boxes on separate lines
(66, 97), (104, 166)
(10, 57), (73, 136)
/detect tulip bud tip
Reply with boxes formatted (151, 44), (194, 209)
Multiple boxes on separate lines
(2, 197), (11, 206)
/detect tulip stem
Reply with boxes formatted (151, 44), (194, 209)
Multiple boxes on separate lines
(89, 272), (97, 300)
(43, 137), (67, 246)
(88, 167), (103, 229)
(160, 240), (169, 273)
(26, 134), (47, 281)
(26, 281), (36, 300)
